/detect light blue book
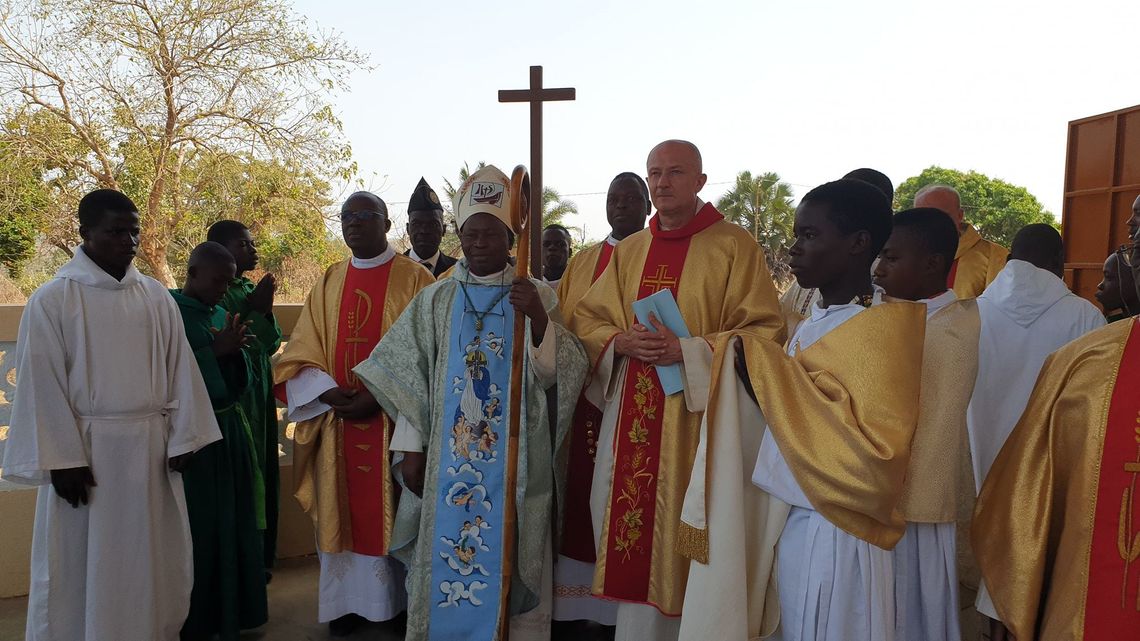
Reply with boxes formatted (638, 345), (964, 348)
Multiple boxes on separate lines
(631, 289), (691, 396)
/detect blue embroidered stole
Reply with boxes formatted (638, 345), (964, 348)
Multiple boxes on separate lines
(428, 281), (516, 640)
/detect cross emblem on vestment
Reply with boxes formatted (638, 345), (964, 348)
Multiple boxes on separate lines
(642, 265), (678, 294)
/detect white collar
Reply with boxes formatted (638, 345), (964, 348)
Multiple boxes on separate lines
(809, 285), (884, 321)
(920, 289), (958, 318)
(350, 245), (396, 269)
(408, 247), (441, 267)
(460, 263), (513, 285)
(605, 234), (619, 246)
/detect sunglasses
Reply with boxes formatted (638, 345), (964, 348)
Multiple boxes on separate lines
(339, 210), (384, 223)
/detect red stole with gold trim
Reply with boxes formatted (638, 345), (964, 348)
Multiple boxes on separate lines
(334, 262), (394, 556)
(600, 205), (720, 602)
(1085, 320), (1140, 637)
(562, 241), (618, 562)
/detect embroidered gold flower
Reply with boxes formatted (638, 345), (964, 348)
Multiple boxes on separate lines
(613, 368), (661, 562)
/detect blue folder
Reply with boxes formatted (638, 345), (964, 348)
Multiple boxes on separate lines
(631, 289), (691, 396)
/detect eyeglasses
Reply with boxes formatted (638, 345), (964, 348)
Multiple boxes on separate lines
(340, 210), (383, 223)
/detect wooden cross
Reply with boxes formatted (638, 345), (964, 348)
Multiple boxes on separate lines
(642, 265), (678, 293)
(499, 66), (576, 278)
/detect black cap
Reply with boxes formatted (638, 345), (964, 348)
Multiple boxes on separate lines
(408, 177), (444, 213)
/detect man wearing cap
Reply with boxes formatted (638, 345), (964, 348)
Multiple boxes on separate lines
(274, 191), (435, 636)
(570, 140), (785, 641)
(406, 177), (458, 278)
(355, 165), (589, 641)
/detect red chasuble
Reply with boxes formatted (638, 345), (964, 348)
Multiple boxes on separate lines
(600, 206), (720, 603)
(334, 262), (394, 556)
(1085, 322), (1140, 637)
(562, 241), (618, 562)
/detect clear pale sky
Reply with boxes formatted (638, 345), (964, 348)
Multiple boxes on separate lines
(293, 0), (1140, 243)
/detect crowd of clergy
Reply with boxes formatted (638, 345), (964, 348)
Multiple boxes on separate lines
(2, 138), (1139, 641)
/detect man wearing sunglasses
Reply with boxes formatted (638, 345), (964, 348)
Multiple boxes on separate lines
(274, 191), (435, 636)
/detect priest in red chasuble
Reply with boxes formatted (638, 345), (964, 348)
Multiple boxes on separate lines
(553, 172), (651, 631)
(973, 239), (1140, 641)
(569, 140), (785, 641)
(273, 191), (435, 636)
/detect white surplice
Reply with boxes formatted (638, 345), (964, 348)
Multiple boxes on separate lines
(893, 290), (962, 641)
(966, 260), (1104, 618)
(752, 289), (896, 641)
(281, 247), (408, 623)
(0, 247), (222, 641)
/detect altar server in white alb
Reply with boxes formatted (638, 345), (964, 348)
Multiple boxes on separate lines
(966, 223), (1104, 625)
(0, 189), (222, 641)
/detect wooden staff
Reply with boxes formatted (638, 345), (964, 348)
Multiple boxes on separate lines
(499, 165), (531, 640)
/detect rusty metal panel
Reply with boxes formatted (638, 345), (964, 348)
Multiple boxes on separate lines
(1062, 104), (1140, 306)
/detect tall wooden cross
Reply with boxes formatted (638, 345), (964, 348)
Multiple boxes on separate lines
(499, 65), (576, 278)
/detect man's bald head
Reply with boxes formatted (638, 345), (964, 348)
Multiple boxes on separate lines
(648, 140), (703, 173)
(1010, 223), (1065, 278)
(914, 184), (965, 229)
(646, 140), (707, 222)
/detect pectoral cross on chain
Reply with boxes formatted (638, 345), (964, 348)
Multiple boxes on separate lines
(642, 264), (678, 294)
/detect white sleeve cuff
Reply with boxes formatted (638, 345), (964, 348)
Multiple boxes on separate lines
(391, 413), (424, 453)
(529, 321), (558, 387)
(285, 367), (338, 422)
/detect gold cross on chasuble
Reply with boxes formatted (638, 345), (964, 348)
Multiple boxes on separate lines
(641, 264), (678, 294)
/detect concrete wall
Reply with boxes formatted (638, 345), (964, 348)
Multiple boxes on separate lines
(0, 303), (311, 598)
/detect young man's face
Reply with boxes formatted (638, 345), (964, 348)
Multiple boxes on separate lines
(459, 213), (512, 276)
(541, 229), (570, 274)
(873, 229), (932, 301)
(1096, 254), (1126, 312)
(606, 178), (649, 240)
(190, 260), (237, 308)
(223, 228), (258, 274)
(788, 201), (864, 290)
(81, 210), (140, 273)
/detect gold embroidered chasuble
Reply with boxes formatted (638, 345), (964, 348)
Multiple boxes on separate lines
(556, 241), (611, 314)
(973, 318), (1140, 641)
(732, 301), (926, 549)
(898, 298), (980, 523)
(951, 225), (1006, 298)
(273, 256), (434, 553)
(569, 207), (784, 615)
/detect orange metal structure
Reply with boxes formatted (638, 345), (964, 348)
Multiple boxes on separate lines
(1061, 104), (1140, 303)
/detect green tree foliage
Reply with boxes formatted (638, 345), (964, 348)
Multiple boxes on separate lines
(0, 0), (367, 285)
(893, 166), (1056, 248)
(716, 170), (797, 285)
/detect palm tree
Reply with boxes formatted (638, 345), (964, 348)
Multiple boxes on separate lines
(540, 187), (577, 229)
(442, 161), (487, 204)
(716, 171), (796, 285)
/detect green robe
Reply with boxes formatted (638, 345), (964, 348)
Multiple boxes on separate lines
(353, 266), (588, 641)
(171, 290), (268, 640)
(219, 276), (282, 566)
